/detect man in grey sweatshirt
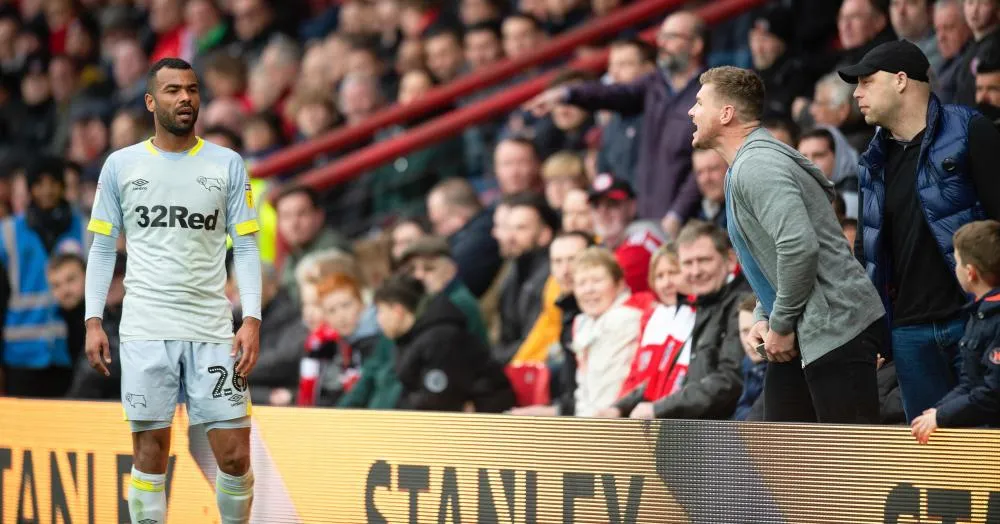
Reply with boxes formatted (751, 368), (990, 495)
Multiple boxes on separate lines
(688, 66), (886, 423)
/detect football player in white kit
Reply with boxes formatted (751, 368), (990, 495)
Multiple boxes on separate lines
(84, 58), (261, 524)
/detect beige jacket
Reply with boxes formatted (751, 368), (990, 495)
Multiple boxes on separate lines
(571, 292), (642, 416)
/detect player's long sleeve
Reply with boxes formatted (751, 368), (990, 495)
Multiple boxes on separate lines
(85, 233), (118, 320)
(232, 233), (262, 320)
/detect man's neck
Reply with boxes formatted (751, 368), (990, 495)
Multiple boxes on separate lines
(888, 100), (929, 141)
(975, 24), (999, 42)
(668, 64), (701, 92)
(151, 131), (198, 153)
(714, 124), (760, 165)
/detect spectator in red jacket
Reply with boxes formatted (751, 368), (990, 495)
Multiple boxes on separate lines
(588, 173), (665, 294)
(596, 243), (687, 419)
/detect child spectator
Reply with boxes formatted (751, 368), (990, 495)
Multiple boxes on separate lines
(912, 220), (1000, 442)
(374, 274), (515, 412)
(46, 253), (86, 364)
(299, 273), (383, 406)
(733, 294), (766, 421)
(541, 150), (587, 211)
(294, 248), (365, 331)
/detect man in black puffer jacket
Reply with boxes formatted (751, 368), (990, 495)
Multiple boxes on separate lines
(374, 274), (515, 412)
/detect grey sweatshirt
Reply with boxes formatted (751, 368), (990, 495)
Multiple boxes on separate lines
(727, 128), (884, 365)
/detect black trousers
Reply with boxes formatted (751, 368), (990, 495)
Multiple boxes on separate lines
(763, 320), (884, 424)
(3, 366), (74, 398)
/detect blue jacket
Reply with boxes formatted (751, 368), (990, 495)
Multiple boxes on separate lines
(857, 95), (986, 315)
(0, 213), (84, 368)
(934, 288), (1000, 427)
(732, 356), (765, 421)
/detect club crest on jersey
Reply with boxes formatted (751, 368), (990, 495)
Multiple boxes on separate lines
(198, 176), (224, 191)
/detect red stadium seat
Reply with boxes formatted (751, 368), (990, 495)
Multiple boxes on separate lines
(505, 363), (551, 407)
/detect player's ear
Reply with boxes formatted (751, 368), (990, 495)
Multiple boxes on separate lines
(145, 92), (155, 114)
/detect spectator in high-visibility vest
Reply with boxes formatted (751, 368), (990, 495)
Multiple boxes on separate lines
(205, 128), (278, 265)
(0, 155), (85, 397)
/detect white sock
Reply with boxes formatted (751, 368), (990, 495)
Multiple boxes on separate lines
(128, 466), (166, 524)
(216, 468), (254, 524)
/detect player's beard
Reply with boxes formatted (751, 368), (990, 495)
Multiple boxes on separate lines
(156, 104), (198, 136)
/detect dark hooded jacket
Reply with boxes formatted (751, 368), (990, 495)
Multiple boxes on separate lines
(395, 293), (514, 412)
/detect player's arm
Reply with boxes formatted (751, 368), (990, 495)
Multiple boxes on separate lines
(226, 157), (262, 321)
(84, 158), (124, 376)
(227, 157), (262, 375)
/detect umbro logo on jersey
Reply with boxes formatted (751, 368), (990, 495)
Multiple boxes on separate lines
(132, 179), (149, 191)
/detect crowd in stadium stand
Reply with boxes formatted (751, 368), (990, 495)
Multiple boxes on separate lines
(1, 0), (999, 431)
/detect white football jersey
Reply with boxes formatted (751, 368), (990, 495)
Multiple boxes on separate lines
(88, 137), (259, 344)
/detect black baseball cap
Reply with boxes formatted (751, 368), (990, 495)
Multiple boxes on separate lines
(588, 173), (635, 203)
(838, 40), (930, 84)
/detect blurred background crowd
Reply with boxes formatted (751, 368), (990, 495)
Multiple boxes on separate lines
(4, 0), (1000, 424)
